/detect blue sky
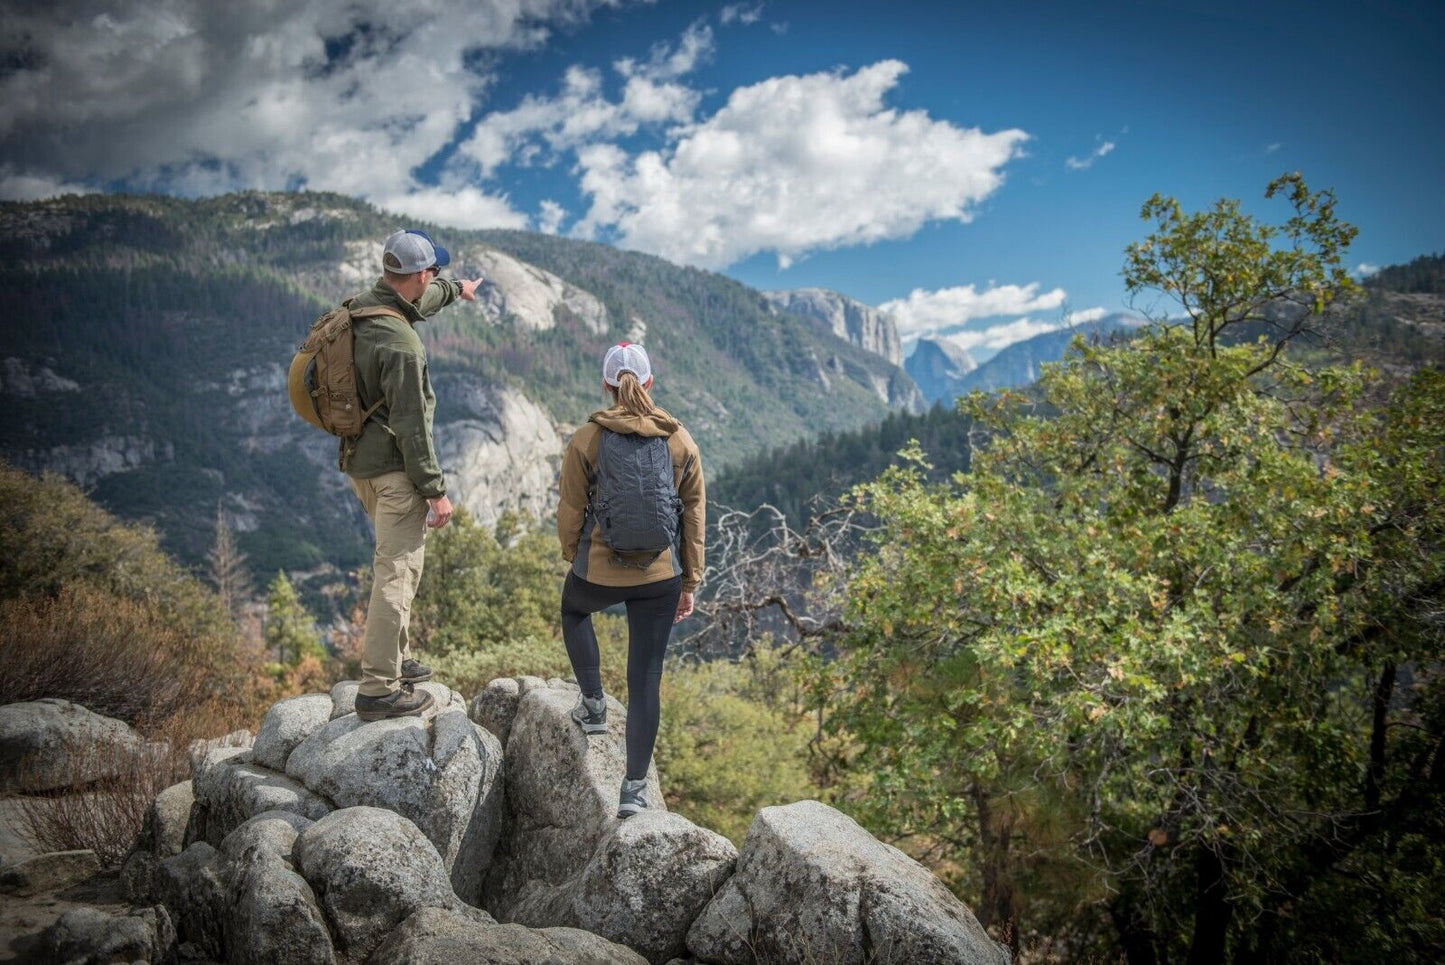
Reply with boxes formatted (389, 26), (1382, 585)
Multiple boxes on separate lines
(2, 0), (1439, 357)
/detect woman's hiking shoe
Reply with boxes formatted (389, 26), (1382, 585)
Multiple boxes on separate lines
(399, 658), (433, 684)
(356, 687), (434, 722)
(618, 778), (650, 818)
(571, 693), (608, 734)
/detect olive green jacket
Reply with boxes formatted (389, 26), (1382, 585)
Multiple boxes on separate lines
(341, 276), (462, 499)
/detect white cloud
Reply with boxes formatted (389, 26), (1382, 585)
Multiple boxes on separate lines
(0, 168), (96, 202)
(456, 25), (709, 178)
(537, 199), (568, 234)
(372, 186), (529, 232)
(1065, 139), (1115, 171)
(720, 3), (765, 25)
(1352, 262), (1380, 279)
(880, 282), (1067, 340)
(574, 61), (1028, 269)
(1064, 306), (1108, 324)
(0, 0), (624, 221)
(1265, 142), (1282, 154)
(615, 21), (713, 81)
(942, 317), (1069, 353)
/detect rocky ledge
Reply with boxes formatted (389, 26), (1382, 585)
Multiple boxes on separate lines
(3, 678), (1010, 964)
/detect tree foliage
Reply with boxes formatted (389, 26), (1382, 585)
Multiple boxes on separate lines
(410, 509), (567, 655)
(818, 176), (1444, 960)
(263, 571), (326, 667)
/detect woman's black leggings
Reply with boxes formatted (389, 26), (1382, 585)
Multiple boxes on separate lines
(561, 572), (682, 781)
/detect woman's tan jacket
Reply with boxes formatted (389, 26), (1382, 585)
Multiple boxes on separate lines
(556, 404), (705, 592)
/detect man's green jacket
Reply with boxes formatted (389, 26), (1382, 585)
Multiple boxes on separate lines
(341, 276), (461, 499)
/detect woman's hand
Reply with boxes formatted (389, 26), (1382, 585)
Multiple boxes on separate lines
(674, 590), (695, 624)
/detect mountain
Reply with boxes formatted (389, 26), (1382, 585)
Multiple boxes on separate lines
(951, 315), (1142, 397)
(904, 337), (978, 404)
(712, 277), (1445, 527)
(762, 288), (906, 368)
(0, 191), (919, 576)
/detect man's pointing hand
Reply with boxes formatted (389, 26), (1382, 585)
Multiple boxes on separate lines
(458, 277), (485, 301)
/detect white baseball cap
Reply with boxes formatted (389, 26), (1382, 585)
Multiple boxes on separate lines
(382, 229), (451, 274)
(603, 342), (652, 386)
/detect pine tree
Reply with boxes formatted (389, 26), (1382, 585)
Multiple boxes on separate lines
(207, 503), (252, 621)
(263, 571), (326, 666)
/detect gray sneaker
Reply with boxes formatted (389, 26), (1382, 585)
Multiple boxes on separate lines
(571, 693), (607, 734)
(618, 778), (650, 818)
(400, 658), (433, 683)
(355, 687), (434, 722)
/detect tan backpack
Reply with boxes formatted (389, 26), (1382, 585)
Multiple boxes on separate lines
(287, 302), (407, 438)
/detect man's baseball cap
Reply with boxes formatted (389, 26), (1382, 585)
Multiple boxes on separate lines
(603, 342), (652, 387)
(382, 228), (451, 274)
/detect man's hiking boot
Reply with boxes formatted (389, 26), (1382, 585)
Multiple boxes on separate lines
(571, 693), (608, 734)
(356, 687), (434, 722)
(618, 778), (650, 818)
(399, 658), (433, 684)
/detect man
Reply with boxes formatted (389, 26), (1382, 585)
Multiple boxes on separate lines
(346, 228), (482, 722)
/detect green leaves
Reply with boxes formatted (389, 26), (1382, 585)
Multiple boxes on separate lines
(813, 177), (1445, 955)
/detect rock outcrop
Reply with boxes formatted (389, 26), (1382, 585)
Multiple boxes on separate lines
(764, 288), (904, 365)
(120, 779), (193, 900)
(0, 699), (150, 793)
(41, 905), (176, 965)
(435, 374), (566, 529)
(370, 907), (648, 965)
(466, 246), (610, 334)
(905, 335), (978, 404)
(293, 806), (475, 961)
(483, 682), (664, 920)
(687, 800), (1010, 964)
(285, 683), (503, 905)
(557, 811), (737, 963)
(67, 671), (1007, 965)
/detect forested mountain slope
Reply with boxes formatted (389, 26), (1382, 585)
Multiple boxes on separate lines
(0, 192), (919, 574)
(713, 265), (1445, 521)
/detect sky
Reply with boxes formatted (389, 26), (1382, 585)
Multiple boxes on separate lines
(2, 0), (1440, 359)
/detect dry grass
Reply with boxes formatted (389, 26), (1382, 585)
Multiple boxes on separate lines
(0, 583), (225, 725)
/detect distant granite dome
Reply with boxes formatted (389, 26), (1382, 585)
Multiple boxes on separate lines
(904, 336), (978, 404)
(763, 288), (903, 366)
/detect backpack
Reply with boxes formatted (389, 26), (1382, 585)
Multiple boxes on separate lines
(589, 429), (683, 567)
(287, 302), (406, 438)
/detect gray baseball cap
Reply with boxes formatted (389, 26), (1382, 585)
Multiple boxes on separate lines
(382, 229), (451, 274)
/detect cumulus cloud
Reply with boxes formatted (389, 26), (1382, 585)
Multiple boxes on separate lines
(880, 282), (1067, 340)
(574, 61), (1028, 268)
(935, 307), (1109, 354)
(1352, 262), (1380, 279)
(1065, 139), (1115, 171)
(941, 317), (1068, 353)
(371, 186), (530, 232)
(456, 24), (710, 178)
(537, 199), (568, 234)
(0, 0), (623, 224)
(1064, 306), (1108, 324)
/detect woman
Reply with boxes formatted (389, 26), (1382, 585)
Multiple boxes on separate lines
(556, 342), (705, 818)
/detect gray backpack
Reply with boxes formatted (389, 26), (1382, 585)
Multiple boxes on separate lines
(590, 430), (682, 567)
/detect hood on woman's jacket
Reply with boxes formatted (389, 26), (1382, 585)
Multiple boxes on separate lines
(588, 404), (681, 438)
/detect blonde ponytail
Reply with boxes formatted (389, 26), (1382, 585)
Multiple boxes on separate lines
(611, 371), (656, 417)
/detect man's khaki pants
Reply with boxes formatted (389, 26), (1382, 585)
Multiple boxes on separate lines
(349, 471), (428, 698)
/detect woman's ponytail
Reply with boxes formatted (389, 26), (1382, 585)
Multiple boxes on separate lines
(613, 371), (656, 417)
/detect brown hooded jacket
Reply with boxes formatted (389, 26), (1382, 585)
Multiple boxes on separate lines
(557, 404), (705, 592)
